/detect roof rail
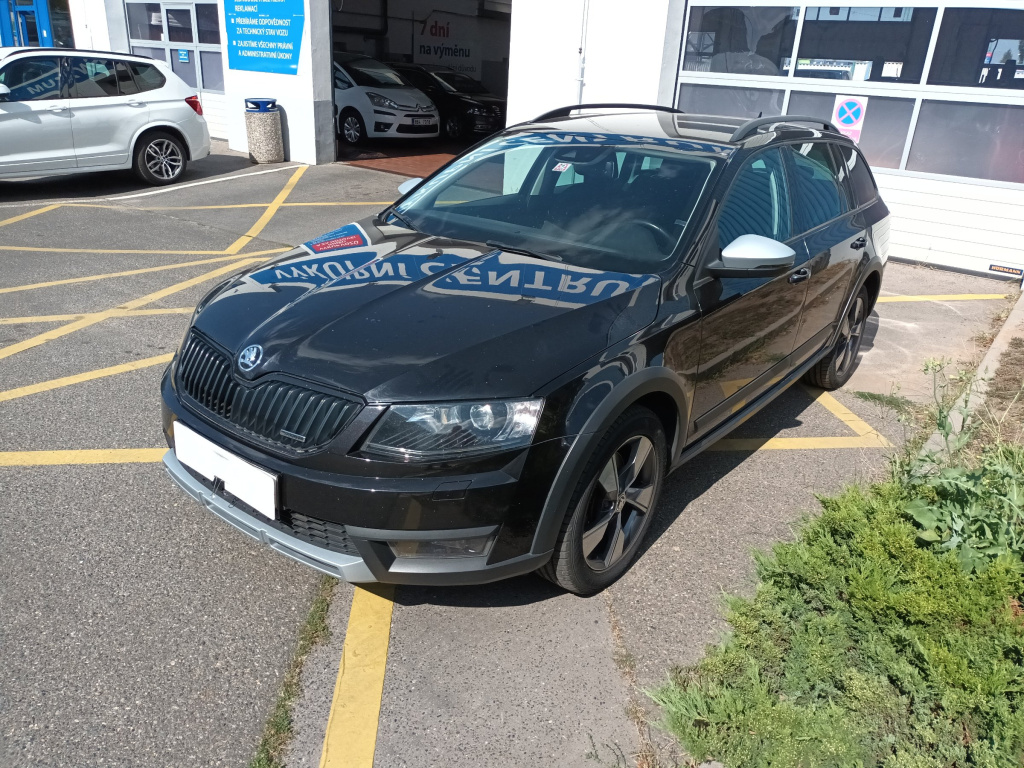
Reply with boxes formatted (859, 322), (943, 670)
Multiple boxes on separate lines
(533, 103), (684, 122)
(730, 115), (839, 142)
(1, 46), (155, 59)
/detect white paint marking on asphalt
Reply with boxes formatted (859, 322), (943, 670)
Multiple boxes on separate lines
(0, 165), (299, 209)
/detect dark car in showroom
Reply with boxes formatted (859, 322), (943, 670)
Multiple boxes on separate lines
(161, 104), (889, 595)
(391, 63), (506, 139)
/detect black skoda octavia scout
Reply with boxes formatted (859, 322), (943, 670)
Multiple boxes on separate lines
(162, 104), (889, 594)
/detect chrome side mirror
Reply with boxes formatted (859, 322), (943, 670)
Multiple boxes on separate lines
(397, 177), (423, 196)
(710, 234), (796, 278)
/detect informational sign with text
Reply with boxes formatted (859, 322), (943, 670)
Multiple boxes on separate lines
(224, 0), (305, 75)
(414, 11), (481, 78)
(832, 95), (868, 143)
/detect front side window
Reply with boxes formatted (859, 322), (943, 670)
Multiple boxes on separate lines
(786, 143), (845, 234)
(797, 7), (937, 83)
(69, 58), (119, 98)
(718, 148), (791, 248)
(0, 57), (61, 101)
(683, 6), (799, 76)
(394, 135), (721, 273)
(929, 8), (1024, 90)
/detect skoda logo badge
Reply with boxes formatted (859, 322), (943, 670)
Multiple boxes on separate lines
(238, 344), (263, 372)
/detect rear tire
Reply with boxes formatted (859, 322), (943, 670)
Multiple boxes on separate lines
(538, 406), (666, 595)
(803, 285), (870, 390)
(133, 131), (187, 185)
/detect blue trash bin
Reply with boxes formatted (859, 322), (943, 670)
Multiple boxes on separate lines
(244, 98), (284, 163)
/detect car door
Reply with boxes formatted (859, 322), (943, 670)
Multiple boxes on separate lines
(687, 147), (809, 437)
(784, 141), (863, 360)
(0, 55), (75, 175)
(68, 57), (150, 168)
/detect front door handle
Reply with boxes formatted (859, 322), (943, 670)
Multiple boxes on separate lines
(851, 236), (867, 250)
(789, 267), (811, 285)
(47, 104), (67, 113)
(128, 100), (146, 107)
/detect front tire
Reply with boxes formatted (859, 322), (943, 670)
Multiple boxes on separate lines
(539, 406), (666, 595)
(444, 114), (463, 139)
(803, 285), (870, 390)
(339, 110), (365, 145)
(133, 131), (187, 185)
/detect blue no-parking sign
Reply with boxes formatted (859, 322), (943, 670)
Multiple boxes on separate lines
(831, 95), (868, 143)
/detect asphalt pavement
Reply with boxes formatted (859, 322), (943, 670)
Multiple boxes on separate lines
(0, 144), (1017, 768)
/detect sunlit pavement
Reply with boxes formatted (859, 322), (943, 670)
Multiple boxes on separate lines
(0, 147), (1015, 767)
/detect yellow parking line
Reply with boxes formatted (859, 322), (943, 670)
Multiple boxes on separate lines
(876, 293), (1008, 303)
(710, 434), (891, 451)
(0, 246), (231, 255)
(806, 387), (876, 437)
(0, 449), (165, 466)
(0, 258), (261, 362)
(226, 166), (308, 254)
(0, 353), (173, 404)
(320, 585), (395, 768)
(0, 203), (60, 228)
(0, 251), (284, 296)
(0, 308), (194, 325)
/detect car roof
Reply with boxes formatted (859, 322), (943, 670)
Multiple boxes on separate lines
(515, 108), (852, 150)
(0, 46), (158, 62)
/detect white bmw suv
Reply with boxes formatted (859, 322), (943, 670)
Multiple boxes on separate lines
(0, 47), (211, 185)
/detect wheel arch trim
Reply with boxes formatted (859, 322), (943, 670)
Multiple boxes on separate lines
(130, 123), (193, 161)
(530, 367), (689, 556)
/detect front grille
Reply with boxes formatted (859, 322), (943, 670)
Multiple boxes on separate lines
(177, 332), (360, 452)
(286, 512), (359, 556)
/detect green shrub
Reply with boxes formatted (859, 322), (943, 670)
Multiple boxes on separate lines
(906, 445), (1024, 574)
(651, 483), (1024, 767)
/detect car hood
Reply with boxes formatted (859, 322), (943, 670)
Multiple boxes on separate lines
(191, 220), (660, 403)
(364, 86), (434, 111)
(457, 93), (505, 108)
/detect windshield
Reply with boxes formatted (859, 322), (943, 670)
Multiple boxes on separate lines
(434, 71), (488, 94)
(343, 58), (408, 88)
(393, 133), (721, 273)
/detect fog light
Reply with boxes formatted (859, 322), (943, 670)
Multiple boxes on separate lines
(388, 535), (494, 559)
(374, 122), (394, 132)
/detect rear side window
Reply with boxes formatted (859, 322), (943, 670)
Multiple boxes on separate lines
(785, 143), (845, 234)
(833, 144), (878, 208)
(718, 148), (791, 248)
(129, 62), (166, 92)
(114, 61), (140, 96)
(70, 58), (120, 98)
(0, 56), (61, 101)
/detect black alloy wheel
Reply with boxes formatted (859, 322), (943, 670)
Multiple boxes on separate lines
(444, 114), (464, 140)
(804, 285), (871, 389)
(540, 405), (666, 595)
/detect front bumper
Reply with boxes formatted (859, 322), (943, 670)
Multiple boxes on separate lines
(164, 449), (551, 584)
(366, 110), (439, 138)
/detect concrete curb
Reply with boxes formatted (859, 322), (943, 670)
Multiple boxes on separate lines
(922, 288), (1024, 454)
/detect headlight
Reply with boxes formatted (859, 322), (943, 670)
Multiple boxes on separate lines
(367, 92), (399, 110)
(467, 106), (487, 115)
(362, 399), (544, 460)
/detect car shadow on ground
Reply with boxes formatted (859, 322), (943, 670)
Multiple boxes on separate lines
(0, 151), (258, 202)
(394, 386), (817, 608)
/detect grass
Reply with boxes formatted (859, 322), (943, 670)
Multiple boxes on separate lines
(983, 337), (1024, 444)
(851, 390), (916, 416)
(249, 575), (336, 768)
(651, 478), (1024, 767)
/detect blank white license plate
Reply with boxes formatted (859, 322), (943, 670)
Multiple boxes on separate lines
(174, 421), (277, 520)
(413, 117), (435, 126)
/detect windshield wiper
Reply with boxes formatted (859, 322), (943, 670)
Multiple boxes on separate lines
(383, 209), (416, 230)
(485, 240), (562, 262)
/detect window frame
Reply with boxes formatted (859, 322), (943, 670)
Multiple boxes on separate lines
(0, 54), (64, 101)
(676, 2), (1024, 191)
(124, 0), (223, 94)
(781, 140), (848, 237)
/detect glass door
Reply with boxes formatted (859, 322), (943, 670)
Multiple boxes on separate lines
(125, 1), (224, 94)
(163, 4), (197, 89)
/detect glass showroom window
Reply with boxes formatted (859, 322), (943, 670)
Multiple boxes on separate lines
(907, 101), (1024, 184)
(677, 83), (784, 118)
(796, 7), (937, 83)
(787, 91), (914, 169)
(929, 7), (1024, 90)
(125, 1), (223, 93)
(682, 6), (799, 76)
